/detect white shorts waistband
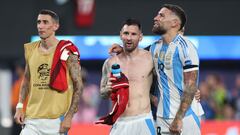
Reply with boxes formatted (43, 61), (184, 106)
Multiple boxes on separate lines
(117, 111), (153, 122)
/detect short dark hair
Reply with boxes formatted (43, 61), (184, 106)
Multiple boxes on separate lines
(162, 4), (186, 31)
(39, 9), (59, 24)
(121, 18), (142, 31)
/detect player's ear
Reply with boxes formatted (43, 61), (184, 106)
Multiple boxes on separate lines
(120, 30), (123, 40)
(172, 18), (180, 28)
(53, 23), (59, 31)
(139, 32), (143, 41)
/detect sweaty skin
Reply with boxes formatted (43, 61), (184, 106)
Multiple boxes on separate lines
(101, 24), (154, 117)
(101, 49), (153, 116)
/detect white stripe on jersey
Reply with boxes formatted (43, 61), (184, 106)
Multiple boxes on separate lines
(184, 67), (199, 72)
(150, 34), (204, 119)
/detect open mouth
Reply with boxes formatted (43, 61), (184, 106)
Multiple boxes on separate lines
(126, 42), (132, 46)
(39, 31), (45, 35)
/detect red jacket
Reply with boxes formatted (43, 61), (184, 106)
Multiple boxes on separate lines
(96, 72), (129, 125)
(49, 40), (80, 92)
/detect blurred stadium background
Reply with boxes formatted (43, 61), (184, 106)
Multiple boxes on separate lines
(0, 0), (240, 135)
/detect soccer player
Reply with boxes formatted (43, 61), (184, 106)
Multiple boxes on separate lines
(151, 4), (204, 135)
(100, 18), (156, 135)
(14, 9), (83, 135)
(109, 4), (204, 135)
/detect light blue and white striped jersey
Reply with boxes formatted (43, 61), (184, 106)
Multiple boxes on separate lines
(150, 34), (204, 119)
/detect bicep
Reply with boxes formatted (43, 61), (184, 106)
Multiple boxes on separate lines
(183, 70), (198, 86)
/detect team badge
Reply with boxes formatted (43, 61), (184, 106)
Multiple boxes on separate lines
(165, 51), (172, 70)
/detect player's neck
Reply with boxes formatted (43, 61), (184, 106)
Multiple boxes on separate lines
(162, 30), (178, 44)
(40, 36), (59, 50)
(123, 48), (139, 59)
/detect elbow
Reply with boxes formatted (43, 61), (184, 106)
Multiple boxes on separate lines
(100, 89), (109, 99)
(100, 92), (108, 99)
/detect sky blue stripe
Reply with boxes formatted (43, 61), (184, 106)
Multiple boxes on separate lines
(172, 34), (180, 43)
(145, 119), (156, 135)
(179, 40), (188, 58)
(60, 116), (68, 135)
(178, 36), (189, 58)
(173, 48), (183, 96)
(158, 44), (170, 118)
(179, 37), (192, 60)
(186, 108), (201, 128)
(178, 36), (189, 49)
(160, 72), (170, 118)
(150, 42), (157, 57)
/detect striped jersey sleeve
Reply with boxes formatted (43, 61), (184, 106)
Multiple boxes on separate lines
(177, 36), (199, 72)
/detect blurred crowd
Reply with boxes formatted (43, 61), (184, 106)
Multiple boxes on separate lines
(0, 59), (239, 134)
(200, 74), (240, 120)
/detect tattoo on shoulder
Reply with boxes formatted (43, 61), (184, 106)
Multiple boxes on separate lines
(67, 54), (81, 82)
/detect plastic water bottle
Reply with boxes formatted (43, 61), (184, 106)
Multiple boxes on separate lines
(111, 64), (121, 78)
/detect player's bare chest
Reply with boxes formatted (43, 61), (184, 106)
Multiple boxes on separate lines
(121, 64), (150, 81)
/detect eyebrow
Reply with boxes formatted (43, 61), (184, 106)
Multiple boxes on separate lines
(123, 31), (138, 35)
(37, 19), (49, 23)
(159, 13), (164, 17)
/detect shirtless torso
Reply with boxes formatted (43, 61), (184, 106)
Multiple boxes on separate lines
(101, 48), (153, 117)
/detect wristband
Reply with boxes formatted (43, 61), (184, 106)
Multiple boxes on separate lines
(16, 102), (23, 109)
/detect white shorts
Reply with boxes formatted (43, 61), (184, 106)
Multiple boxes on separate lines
(110, 112), (156, 135)
(156, 113), (201, 135)
(20, 117), (67, 135)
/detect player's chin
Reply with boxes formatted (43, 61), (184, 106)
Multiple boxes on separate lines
(125, 47), (134, 52)
(39, 35), (47, 39)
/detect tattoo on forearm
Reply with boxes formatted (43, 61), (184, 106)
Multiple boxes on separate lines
(100, 60), (110, 98)
(67, 54), (83, 116)
(19, 65), (30, 103)
(175, 70), (198, 120)
(100, 76), (110, 98)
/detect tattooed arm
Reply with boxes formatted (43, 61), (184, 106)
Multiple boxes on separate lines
(19, 65), (30, 103)
(169, 70), (198, 133)
(176, 70), (198, 119)
(60, 53), (83, 133)
(14, 64), (30, 125)
(100, 59), (112, 99)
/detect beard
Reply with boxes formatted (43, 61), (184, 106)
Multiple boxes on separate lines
(123, 43), (137, 52)
(152, 26), (167, 35)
